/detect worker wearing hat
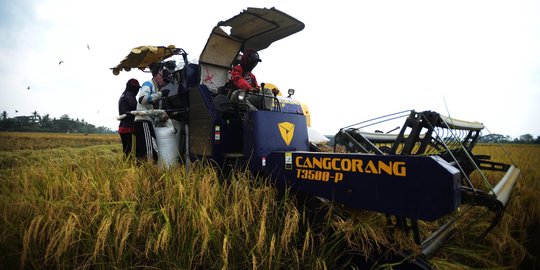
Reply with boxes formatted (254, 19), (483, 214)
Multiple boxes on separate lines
(118, 78), (140, 159)
(229, 49), (275, 111)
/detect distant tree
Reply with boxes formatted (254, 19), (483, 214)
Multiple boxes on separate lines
(31, 111), (40, 123)
(535, 136), (540, 144)
(14, 116), (32, 129)
(54, 114), (73, 132)
(479, 134), (511, 143)
(40, 114), (52, 129)
(96, 126), (114, 134)
(518, 134), (534, 144)
(0, 118), (16, 130)
(1, 111), (7, 121)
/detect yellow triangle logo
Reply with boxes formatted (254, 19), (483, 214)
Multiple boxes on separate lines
(278, 122), (295, 146)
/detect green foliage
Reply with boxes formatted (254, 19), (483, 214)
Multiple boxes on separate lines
(0, 110), (113, 134)
(478, 133), (540, 144)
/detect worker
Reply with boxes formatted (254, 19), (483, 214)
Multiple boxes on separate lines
(229, 49), (276, 111)
(118, 78), (140, 159)
(134, 64), (171, 163)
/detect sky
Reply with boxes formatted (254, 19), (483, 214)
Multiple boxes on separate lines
(1, 0), (539, 138)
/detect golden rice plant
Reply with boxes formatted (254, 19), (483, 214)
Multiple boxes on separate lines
(0, 132), (118, 151)
(0, 136), (329, 269)
(429, 144), (540, 269)
(0, 131), (538, 269)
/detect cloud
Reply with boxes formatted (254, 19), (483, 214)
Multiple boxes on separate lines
(0, 0), (539, 138)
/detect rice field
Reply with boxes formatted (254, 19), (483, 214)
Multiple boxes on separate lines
(0, 132), (538, 269)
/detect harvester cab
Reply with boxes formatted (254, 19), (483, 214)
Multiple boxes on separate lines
(112, 7), (521, 269)
(183, 7), (311, 173)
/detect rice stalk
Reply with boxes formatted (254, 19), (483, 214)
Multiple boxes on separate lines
(268, 233), (276, 269)
(93, 215), (112, 260)
(113, 210), (133, 262)
(280, 206), (299, 251)
(331, 212), (389, 259)
(251, 252), (258, 270)
(301, 228), (313, 260)
(57, 212), (81, 260)
(256, 199), (268, 255)
(21, 215), (45, 267)
(144, 234), (155, 258)
(221, 233), (229, 270)
(154, 207), (172, 254)
(196, 204), (212, 259)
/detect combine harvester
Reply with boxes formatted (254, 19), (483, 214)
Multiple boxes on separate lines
(112, 7), (520, 269)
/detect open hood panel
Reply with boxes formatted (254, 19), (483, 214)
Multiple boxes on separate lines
(221, 7), (305, 51)
(199, 7), (304, 68)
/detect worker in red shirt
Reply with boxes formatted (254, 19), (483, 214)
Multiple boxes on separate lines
(229, 49), (276, 111)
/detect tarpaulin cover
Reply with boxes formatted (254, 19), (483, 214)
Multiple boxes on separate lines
(111, 45), (178, 75)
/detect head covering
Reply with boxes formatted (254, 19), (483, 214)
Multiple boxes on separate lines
(161, 68), (173, 84)
(149, 63), (162, 77)
(240, 49), (261, 73)
(126, 78), (140, 93)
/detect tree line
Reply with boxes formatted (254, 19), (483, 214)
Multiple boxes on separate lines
(1, 110), (538, 142)
(0, 110), (114, 134)
(478, 133), (540, 144)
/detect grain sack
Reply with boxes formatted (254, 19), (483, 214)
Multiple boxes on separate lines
(155, 121), (179, 167)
